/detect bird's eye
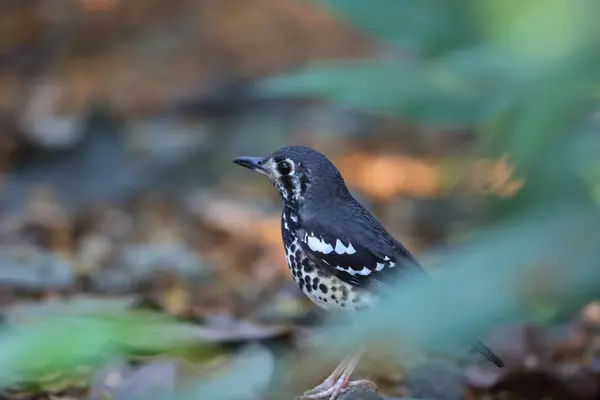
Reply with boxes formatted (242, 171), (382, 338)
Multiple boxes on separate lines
(277, 160), (293, 175)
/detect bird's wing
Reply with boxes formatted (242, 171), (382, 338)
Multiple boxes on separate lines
(297, 209), (504, 367)
(296, 212), (426, 295)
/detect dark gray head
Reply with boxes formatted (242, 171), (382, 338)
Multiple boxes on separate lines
(233, 145), (350, 208)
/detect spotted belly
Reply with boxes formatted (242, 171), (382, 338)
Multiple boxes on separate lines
(282, 235), (374, 312)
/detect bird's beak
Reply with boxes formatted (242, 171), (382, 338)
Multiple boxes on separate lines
(232, 156), (267, 174)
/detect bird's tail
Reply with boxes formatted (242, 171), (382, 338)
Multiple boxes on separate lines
(472, 339), (504, 368)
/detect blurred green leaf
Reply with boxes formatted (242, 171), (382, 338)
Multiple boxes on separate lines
(471, 0), (599, 66)
(0, 310), (215, 389)
(316, 0), (476, 54)
(262, 0), (600, 185)
(257, 57), (516, 126)
(260, 199), (600, 398)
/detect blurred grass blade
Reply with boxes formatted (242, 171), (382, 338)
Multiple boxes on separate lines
(264, 200), (600, 398)
(0, 311), (214, 389)
(256, 58), (515, 126)
(471, 0), (600, 65)
(316, 0), (475, 54)
(469, 0), (600, 170)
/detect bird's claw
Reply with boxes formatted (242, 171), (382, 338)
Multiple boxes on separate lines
(301, 377), (337, 396)
(297, 376), (377, 400)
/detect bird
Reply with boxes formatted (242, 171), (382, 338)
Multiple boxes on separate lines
(233, 145), (503, 400)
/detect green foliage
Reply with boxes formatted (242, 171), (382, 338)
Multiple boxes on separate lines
(316, 0), (476, 54)
(260, 0), (600, 158)
(258, 0), (600, 212)
(0, 310), (216, 390)
(258, 57), (514, 126)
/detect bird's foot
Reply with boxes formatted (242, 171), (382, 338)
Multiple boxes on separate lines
(297, 376), (377, 400)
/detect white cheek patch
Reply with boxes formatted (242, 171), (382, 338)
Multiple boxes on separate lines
(263, 159), (277, 175)
(291, 175), (302, 199)
(276, 182), (289, 199)
(306, 234), (333, 254)
(334, 239), (356, 255)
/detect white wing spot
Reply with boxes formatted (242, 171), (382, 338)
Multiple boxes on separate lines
(334, 239), (357, 255)
(290, 214), (298, 222)
(307, 234), (333, 254)
(336, 266), (354, 275)
(388, 262), (396, 268)
(346, 243), (356, 254)
(375, 262), (385, 271)
(335, 265), (371, 276)
(383, 256), (390, 261)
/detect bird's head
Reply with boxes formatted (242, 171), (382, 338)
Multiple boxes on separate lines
(233, 145), (349, 208)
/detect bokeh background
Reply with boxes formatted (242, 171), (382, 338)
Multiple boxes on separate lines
(2, 0), (600, 399)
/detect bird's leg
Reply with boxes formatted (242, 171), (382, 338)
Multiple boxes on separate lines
(301, 353), (354, 395)
(298, 348), (376, 400)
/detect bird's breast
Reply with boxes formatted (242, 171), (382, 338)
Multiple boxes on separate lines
(281, 211), (375, 312)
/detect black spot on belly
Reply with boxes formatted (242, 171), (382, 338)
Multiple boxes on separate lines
(305, 276), (312, 287)
(289, 254), (295, 264)
(317, 268), (330, 278)
(302, 259), (314, 273)
(298, 277), (305, 287)
(340, 287), (349, 301)
(319, 284), (328, 294)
